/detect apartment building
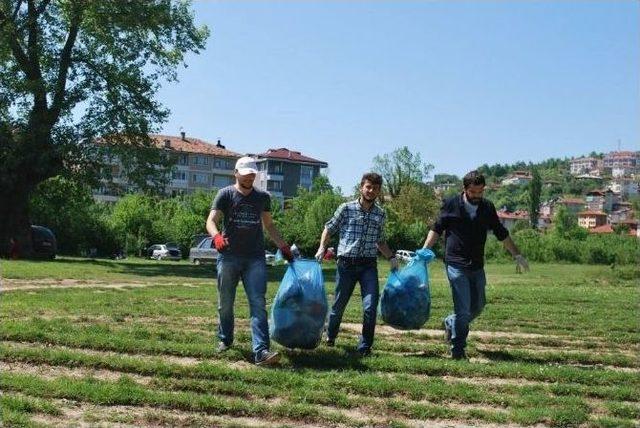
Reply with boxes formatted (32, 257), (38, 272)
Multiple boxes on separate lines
(570, 157), (601, 175)
(252, 148), (328, 204)
(93, 133), (241, 202)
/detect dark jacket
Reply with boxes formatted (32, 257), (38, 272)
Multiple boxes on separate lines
(432, 193), (509, 270)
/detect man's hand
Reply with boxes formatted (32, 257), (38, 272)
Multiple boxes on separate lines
(514, 254), (529, 273)
(213, 233), (228, 251)
(314, 246), (325, 262)
(389, 256), (399, 271)
(279, 245), (294, 263)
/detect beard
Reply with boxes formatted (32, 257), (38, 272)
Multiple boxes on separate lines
(362, 194), (376, 202)
(239, 182), (253, 190)
(467, 197), (481, 205)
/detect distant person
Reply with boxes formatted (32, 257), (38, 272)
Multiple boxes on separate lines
(422, 170), (529, 360)
(206, 156), (294, 366)
(315, 172), (398, 356)
(9, 237), (19, 260)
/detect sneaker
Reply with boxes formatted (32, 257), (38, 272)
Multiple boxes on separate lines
(357, 348), (371, 357)
(217, 342), (231, 353)
(255, 350), (280, 366)
(442, 319), (452, 344)
(325, 338), (335, 347)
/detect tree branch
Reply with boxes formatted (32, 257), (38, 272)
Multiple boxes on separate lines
(49, 3), (82, 124)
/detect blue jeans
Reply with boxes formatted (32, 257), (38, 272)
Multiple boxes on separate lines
(326, 259), (379, 351)
(216, 253), (269, 358)
(444, 264), (487, 354)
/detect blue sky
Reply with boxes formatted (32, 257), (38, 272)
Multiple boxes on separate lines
(157, 1), (640, 192)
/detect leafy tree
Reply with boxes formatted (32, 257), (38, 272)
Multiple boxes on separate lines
(109, 194), (156, 256)
(0, 0), (208, 256)
(29, 176), (116, 254)
(551, 205), (587, 240)
(388, 182), (438, 225)
(372, 146), (434, 198)
(528, 167), (542, 229)
(433, 174), (460, 185)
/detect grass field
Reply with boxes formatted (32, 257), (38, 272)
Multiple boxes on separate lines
(1, 257), (638, 427)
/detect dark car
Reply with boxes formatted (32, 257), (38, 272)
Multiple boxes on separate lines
(31, 225), (57, 259)
(188, 237), (219, 266)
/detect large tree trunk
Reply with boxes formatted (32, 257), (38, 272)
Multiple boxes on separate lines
(0, 118), (59, 258)
(0, 190), (34, 258)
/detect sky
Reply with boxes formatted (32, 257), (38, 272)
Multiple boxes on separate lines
(157, 1), (640, 192)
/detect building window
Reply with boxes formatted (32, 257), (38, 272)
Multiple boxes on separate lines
(300, 165), (313, 189)
(194, 155), (209, 166)
(172, 171), (187, 181)
(267, 180), (282, 191)
(269, 162), (283, 174)
(192, 173), (209, 184)
(214, 158), (232, 169)
(178, 154), (189, 165)
(213, 175), (233, 188)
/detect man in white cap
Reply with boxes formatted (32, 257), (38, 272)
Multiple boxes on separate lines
(206, 156), (294, 366)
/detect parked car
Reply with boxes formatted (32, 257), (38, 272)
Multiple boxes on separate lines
(149, 243), (182, 260)
(31, 225), (57, 259)
(189, 237), (219, 266)
(395, 250), (416, 262)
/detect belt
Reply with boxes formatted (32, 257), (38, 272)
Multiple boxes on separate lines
(338, 256), (377, 265)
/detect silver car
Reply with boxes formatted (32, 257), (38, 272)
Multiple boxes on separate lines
(189, 237), (219, 266)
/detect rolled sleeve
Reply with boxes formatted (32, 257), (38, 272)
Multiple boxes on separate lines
(325, 203), (346, 235)
(488, 204), (509, 241)
(431, 203), (448, 235)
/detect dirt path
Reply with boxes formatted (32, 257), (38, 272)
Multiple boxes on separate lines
(0, 278), (208, 292)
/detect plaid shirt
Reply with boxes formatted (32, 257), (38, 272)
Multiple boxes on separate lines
(325, 200), (386, 258)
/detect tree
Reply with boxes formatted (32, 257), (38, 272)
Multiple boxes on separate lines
(528, 167), (542, 229)
(552, 205), (587, 240)
(0, 1), (208, 256)
(372, 146), (434, 198)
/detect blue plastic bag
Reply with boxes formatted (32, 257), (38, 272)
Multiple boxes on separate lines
(380, 249), (435, 330)
(270, 259), (328, 349)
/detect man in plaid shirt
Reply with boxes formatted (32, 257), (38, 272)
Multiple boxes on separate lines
(315, 172), (398, 356)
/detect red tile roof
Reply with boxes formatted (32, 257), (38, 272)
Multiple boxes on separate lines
(559, 198), (585, 204)
(577, 211), (608, 217)
(497, 209), (529, 220)
(589, 224), (614, 234)
(149, 134), (241, 157)
(590, 224), (638, 236)
(257, 148), (328, 166)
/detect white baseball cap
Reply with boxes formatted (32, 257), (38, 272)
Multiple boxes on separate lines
(235, 156), (258, 175)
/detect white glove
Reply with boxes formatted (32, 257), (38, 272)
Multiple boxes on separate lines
(389, 256), (399, 271)
(514, 254), (529, 273)
(315, 246), (325, 263)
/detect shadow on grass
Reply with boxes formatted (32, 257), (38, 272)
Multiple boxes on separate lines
(46, 258), (339, 283)
(282, 346), (370, 372)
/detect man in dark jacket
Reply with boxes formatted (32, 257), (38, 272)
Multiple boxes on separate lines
(423, 170), (529, 359)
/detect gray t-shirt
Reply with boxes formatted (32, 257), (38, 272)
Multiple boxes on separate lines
(463, 198), (479, 220)
(212, 186), (271, 257)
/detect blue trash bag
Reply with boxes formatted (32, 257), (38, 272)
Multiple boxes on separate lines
(380, 249), (435, 330)
(270, 259), (328, 349)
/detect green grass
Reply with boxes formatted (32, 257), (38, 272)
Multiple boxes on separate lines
(1, 257), (638, 427)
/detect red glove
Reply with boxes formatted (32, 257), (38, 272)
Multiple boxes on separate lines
(279, 245), (294, 262)
(213, 233), (228, 251)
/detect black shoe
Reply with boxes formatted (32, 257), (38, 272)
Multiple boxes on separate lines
(357, 348), (371, 357)
(451, 350), (468, 361)
(255, 350), (280, 366)
(217, 342), (231, 353)
(325, 338), (335, 347)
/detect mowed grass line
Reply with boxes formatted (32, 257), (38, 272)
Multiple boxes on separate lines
(2, 341), (639, 427)
(1, 259), (639, 427)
